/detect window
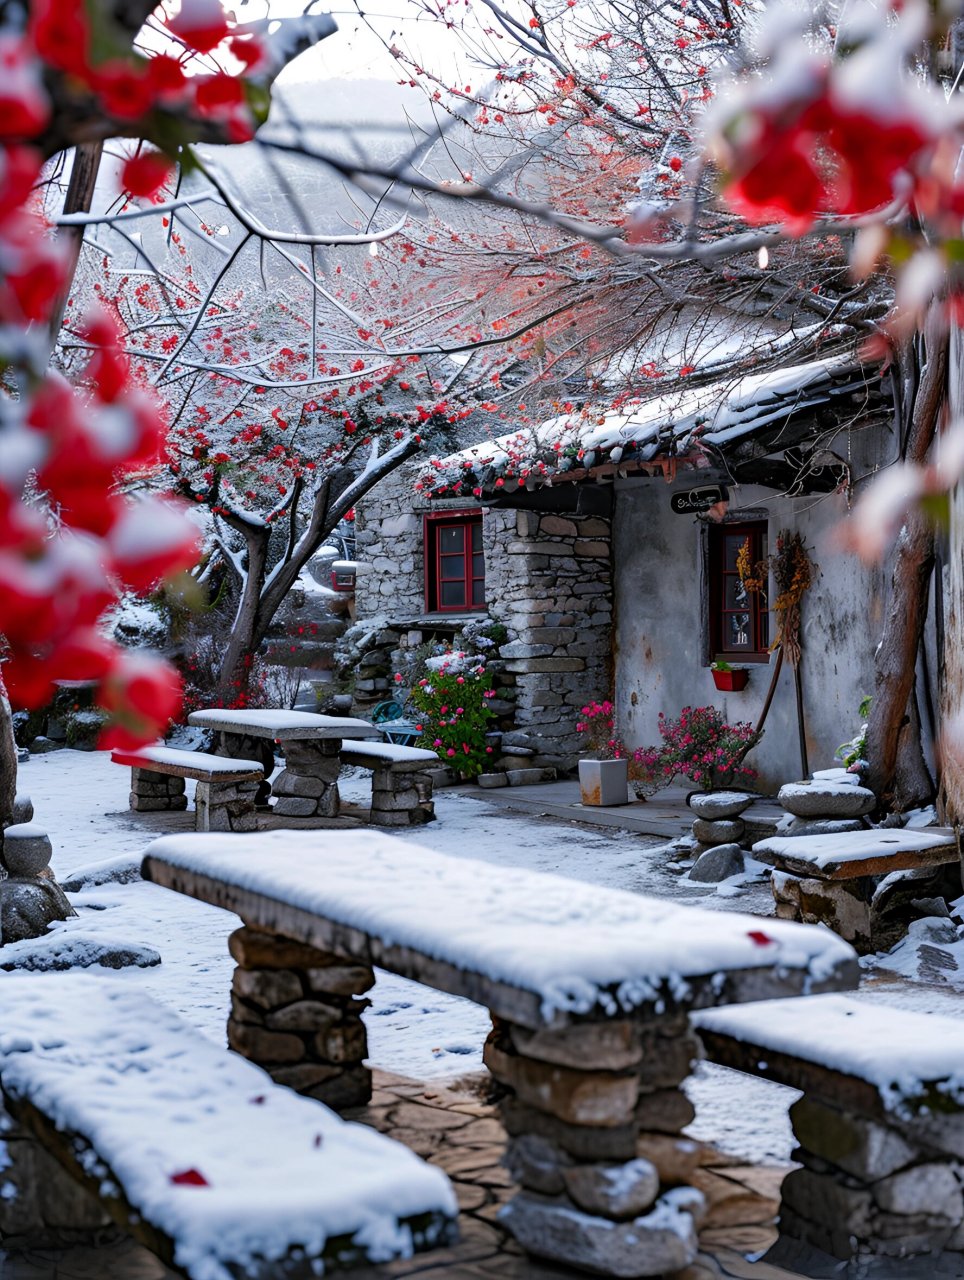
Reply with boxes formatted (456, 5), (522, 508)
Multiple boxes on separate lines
(425, 511), (485, 612)
(708, 522), (769, 660)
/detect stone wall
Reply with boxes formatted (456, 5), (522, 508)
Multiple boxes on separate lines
(352, 467), (615, 770)
(487, 510), (613, 763)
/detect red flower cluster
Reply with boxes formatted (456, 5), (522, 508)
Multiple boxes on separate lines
(0, 0), (248, 745)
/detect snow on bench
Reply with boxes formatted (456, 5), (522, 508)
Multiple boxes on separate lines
(752, 828), (959, 880)
(0, 974), (457, 1278)
(111, 745), (264, 781)
(339, 740), (438, 772)
(694, 994), (964, 1118)
(143, 829), (858, 1028)
(188, 709), (378, 741)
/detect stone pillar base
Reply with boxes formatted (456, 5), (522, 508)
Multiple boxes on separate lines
(196, 779), (259, 832)
(272, 741), (341, 817)
(486, 1017), (703, 1276)
(779, 1095), (964, 1258)
(370, 769), (435, 827)
(129, 767), (187, 812)
(227, 925), (373, 1109)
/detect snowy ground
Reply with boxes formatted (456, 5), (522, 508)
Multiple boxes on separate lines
(8, 748), (963, 1167)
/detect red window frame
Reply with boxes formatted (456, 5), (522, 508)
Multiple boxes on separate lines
(424, 510), (486, 613)
(708, 522), (769, 661)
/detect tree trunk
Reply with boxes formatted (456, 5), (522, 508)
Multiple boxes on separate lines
(893, 688), (935, 811)
(865, 306), (947, 810)
(0, 686), (18, 869)
(48, 142), (104, 342)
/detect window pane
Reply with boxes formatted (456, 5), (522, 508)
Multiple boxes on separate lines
(439, 526), (465, 553)
(440, 580), (466, 606)
(472, 553), (484, 577)
(726, 612), (752, 649)
(439, 554), (465, 580)
(472, 579), (486, 606)
(471, 523), (483, 551)
(724, 576), (750, 609)
(724, 534), (748, 571)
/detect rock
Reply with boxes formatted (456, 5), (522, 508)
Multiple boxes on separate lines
(304, 963), (375, 996)
(507, 768), (546, 786)
(478, 773), (509, 788)
(789, 1097), (917, 1181)
(873, 1163), (964, 1220)
(692, 817), (745, 844)
(778, 781), (876, 819)
(484, 1034), (639, 1127)
(499, 1096), (639, 1162)
(0, 878), (75, 944)
(688, 844), (745, 883)
(265, 998), (340, 1032)
(778, 817), (865, 837)
(507, 1020), (644, 1072)
(313, 1019), (368, 1064)
(227, 1017), (305, 1064)
(232, 965), (303, 1008)
(688, 792), (755, 820)
(504, 1134), (571, 1195)
(26, 737), (62, 754)
(10, 794), (33, 825)
(2, 824), (52, 876)
(562, 1157), (659, 1220)
(499, 1190), (699, 1276)
(0, 933), (160, 971)
(635, 1133), (702, 1185)
(269, 795), (320, 818)
(780, 1166), (874, 1237)
(635, 1089), (695, 1134)
(271, 770), (328, 799)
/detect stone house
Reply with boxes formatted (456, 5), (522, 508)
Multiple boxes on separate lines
(350, 355), (937, 791)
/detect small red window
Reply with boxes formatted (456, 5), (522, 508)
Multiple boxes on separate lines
(425, 511), (485, 612)
(708, 522), (769, 660)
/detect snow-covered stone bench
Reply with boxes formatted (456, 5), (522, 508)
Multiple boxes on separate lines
(694, 994), (964, 1260)
(339, 740), (438, 827)
(752, 827), (960, 953)
(0, 974), (457, 1275)
(111, 745), (264, 833)
(142, 829), (859, 1278)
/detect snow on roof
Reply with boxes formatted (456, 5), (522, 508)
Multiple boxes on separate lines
(142, 830), (857, 1021)
(428, 356), (875, 494)
(0, 974), (456, 1280)
(693, 994), (964, 1114)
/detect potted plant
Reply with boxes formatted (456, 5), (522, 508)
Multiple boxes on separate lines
(710, 660), (749, 692)
(576, 700), (630, 806)
(632, 705), (761, 796)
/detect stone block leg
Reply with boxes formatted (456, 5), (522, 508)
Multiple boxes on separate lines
(272, 741), (341, 818)
(129, 766), (187, 812)
(226, 924), (373, 1109)
(195, 779), (259, 832)
(370, 768), (435, 827)
(772, 870), (876, 954)
(215, 731), (275, 805)
(779, 1094), (964, 1259)
(487, 1016), (704, 1277)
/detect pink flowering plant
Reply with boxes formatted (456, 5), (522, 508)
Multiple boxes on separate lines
(633, 706), (761, 794)
(576, 700), (627, 760)
(409, 654), (497, 778)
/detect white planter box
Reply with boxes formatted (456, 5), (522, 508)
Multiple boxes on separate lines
(578, 758), (630, 807)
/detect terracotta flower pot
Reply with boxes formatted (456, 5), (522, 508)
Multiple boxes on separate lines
(711, 668), (749, 692)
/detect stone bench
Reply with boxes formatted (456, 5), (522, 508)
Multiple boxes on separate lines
(0, 974), (457, 1273)
(752, 827), (960, 953)
(111, 745), (264, 832)
(143, 829), (858, 1278)
(339, 739), (438, 826)
(694, 994), (964, 1260)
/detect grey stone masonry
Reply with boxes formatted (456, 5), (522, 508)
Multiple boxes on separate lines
(129, 766), (187, 812)
(486, 510), (613, 766)
(195, 778), (259, 832)
(489, 1013), (704, 1275)
(227, 925), (373, 1110)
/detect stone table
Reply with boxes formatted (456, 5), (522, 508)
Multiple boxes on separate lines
(188, 709), (380, 819)
(142, 830), (859, 1279)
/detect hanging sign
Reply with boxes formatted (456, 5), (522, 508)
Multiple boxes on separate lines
(670, 485), (728, 514)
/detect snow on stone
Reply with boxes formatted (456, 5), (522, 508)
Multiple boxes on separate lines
(693, 994), (964, 1114)
(187, 709), (377, 738)
(340, 741), (438, 764)
(753, 828), (957, 871)
(0, 933), (160, 971)
(0, 974), (456, 1280)
(142, 830), (856, 1019)
(112, 745), (264, 774)
(811, 767), (861, 787)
